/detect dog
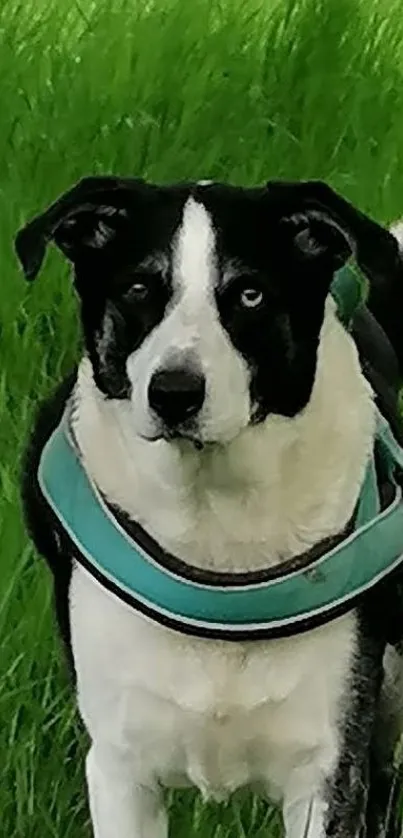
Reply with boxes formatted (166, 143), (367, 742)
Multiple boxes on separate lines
(15, 177), (403, 838)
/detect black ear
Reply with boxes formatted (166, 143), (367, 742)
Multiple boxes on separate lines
(15, 176), (142, 281)
(267, 179), (403, 373)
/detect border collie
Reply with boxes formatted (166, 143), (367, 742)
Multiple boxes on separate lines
(15, 177), (403, 838)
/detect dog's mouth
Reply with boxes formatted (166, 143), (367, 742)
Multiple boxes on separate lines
(139, 428), (206, 451)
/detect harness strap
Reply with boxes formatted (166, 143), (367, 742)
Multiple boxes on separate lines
(376, 410), (403, 474)
(331, 263), (364, 327)
(37, 404), (403, 641)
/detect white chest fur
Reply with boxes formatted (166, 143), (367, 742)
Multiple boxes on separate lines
(70, 564), (356, 803)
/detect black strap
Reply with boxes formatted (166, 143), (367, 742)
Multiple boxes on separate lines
(352, 303), (403, 446)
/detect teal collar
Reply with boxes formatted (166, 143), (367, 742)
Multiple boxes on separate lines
(38, 401), (403, 641)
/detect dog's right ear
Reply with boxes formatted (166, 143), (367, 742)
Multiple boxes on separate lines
(15, 176), (142, 280)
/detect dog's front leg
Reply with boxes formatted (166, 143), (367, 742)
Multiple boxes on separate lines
(283, 756), (369, 838)
(283, 794), (329, 838)
(86, 743), (168, 838)
(283, 790), (367, 838)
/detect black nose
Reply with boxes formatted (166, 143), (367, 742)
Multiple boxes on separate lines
(148, 367), (206, 427)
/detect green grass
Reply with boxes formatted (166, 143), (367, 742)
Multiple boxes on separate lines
(2, 0), (403, 834)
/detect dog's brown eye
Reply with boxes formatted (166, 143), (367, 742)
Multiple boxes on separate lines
(131, 282), (149, 299)
(240, 287), (264, 309)
(125, 277), (155, 302)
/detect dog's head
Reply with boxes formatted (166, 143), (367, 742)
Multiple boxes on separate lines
(15, 177), (403, 446)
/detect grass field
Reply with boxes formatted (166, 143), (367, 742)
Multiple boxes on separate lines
(2, 0), (403, 834)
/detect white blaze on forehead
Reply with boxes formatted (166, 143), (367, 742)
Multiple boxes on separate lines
(173, 198), (217, 302)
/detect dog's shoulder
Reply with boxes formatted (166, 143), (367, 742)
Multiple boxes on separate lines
(21, 369), (78, 674)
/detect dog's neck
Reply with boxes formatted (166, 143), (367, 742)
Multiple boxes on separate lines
(72, 300), (376, 573)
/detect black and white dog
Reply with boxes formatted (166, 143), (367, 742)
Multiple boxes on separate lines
(15, 178), (403, 838)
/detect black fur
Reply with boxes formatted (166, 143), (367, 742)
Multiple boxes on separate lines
(324, 611), (386, 838)
(21, 371), (78, 677)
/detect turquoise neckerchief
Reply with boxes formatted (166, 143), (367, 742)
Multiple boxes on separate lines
(37, 267), (403, 640)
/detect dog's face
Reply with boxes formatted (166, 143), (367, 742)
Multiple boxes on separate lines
(15, 177), (403, 446)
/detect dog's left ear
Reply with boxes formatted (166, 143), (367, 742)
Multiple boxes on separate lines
(267, 179), (403, 373)
(15, 176), (143, 281)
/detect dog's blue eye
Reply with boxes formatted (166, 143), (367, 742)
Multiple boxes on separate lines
(240, 288), (264, 309)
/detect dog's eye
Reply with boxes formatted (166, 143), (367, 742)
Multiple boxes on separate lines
(131, 281), (150, 299)
(240, 287), (264, 309)
(123, 275), (156, 302)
